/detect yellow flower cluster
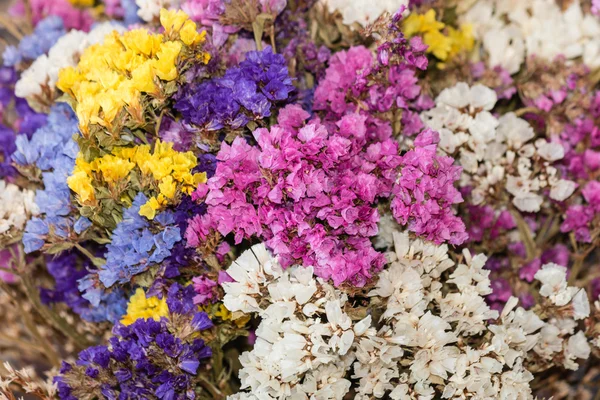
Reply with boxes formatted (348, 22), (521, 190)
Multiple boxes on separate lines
(121, 288), (169, 325)
(67, 0), (94, 6)
(403, 10), (474, 61)
(67, 140), (207, 218)
(57, 9), (210, 135)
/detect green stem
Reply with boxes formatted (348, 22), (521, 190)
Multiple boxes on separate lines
(510, 208), (536, 261)
(74, 243), (105, 267)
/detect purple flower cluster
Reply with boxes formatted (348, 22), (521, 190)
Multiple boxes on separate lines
(390, 130), (467, 245)
(175, 46), (294, 132)
(561, 181), (600, 243)
(40, 252), (127, 323)
(56, 291), (213, 400)
(186, 105), (403, 286)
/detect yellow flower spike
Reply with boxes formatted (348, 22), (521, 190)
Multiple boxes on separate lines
(139, 195), (167, 220)
(121, 288), (169, 326)
(67, 170), (96, 203)
(179, 20), (202, 46)
(67, 0), (94, 6)
(153, 41), (182, 81)
(424, 30), (452, 61)
(159, 176), (177, 199)
(448, 24), (475, 58)
(57, 67), (81, 94)
(112, 147), (137, 161)
(160, 8), (189, 35)
(131, 61), (157, 93)
(96, 155), (136, 183)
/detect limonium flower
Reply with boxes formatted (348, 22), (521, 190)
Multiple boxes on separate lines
(121, 288), (169, 325)
(67, 140), (206, 228)
(2, 16), (65, 68)
(57, 8), (210, 137)
(403, 9), (474, 61)
(89, 193), (182, 289)
(56, 286), (213, 399)
(175, 46), (294, 135)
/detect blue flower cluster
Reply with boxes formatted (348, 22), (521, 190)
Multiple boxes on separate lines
(40, 252), (127, 323)
(56, 286), (213, 400)
(175, 46), (294, 130)
(13, 104), (84, 253)
(95, 193), (182, 289)
(3, 16), (66, 67)
(0, 67), (47, 178)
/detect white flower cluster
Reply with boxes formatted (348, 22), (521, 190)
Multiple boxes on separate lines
(0, 180), (39, 235)
(224, 237), (593, 400)
(462, 0), (600, 74)
(136, 0), (179, 22)
(421, 82), (577, 212)
(322, 0), (408, 26)
(15, 22), (125, 105)
(223, 243), (373, 400)
(355, 232), (591, 399)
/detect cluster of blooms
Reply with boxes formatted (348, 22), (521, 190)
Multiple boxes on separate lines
(175, 46), (294, 137)
(57, 9), (209, 140)
(68, 139), (206, 226)
(462, 0), (600, 73)
(15, 22), (125, 109)
(1, 1), (600, 399)
(56, 284), (213, 399)
(422, 82), (577, 212)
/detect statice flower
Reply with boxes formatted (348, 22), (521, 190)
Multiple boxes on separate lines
(223, 243), (374, 399)
(192, 275), (218, 305)
(186, 105), (403, 286)
(421, 82), (577, 212)
(90, 193), (182, 290)
(55, 299), (213, 399)
(2, 17), (65, 68)
(15, 22), (125, 107)
(561, 181), (600, 243)
(13, 104), (84, 253)
(323, 0), (409, 26)
(175, 46), (294, 134)
(104, 0), (142, 25)
(40, 252), (128, 323)
(462, 0), (600, 73)
(390, 129), (467, 245)
(313, 13), (431, 137)
(0, 180), (39, 235)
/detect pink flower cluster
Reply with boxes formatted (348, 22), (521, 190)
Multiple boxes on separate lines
(313, 44), (431, 137)
(390, 130), (467, 245)
(10, 0), (93, 31)
(187, 104), (402, 286)
(187, 104), (468, 286)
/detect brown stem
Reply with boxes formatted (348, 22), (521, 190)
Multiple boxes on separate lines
(20, 273), (93, 349)
(197, 375), (226, 400)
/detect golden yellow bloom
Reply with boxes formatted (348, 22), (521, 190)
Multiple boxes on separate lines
(403, 10), (444, 37)
(57, 10), (209, 134)
(159, 176), (177, 199)
(160, 9), (189, 35)
(153, 41), (182, 81)
(121, 288), (169, 326)
(67, 170), (96, 203)
(423, 30), (452, 61)
(139, 195), (166, 220)
(96, 155), (136, 183)
(403, 10), (474, 62)
(131, 61), (157, 93)
(448, 24), (475, 58)
(67, 0), (94, 6)
(179, 20), (202, 46)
